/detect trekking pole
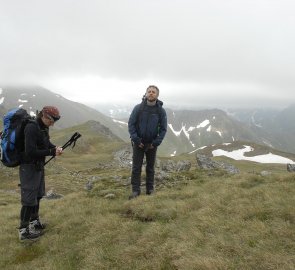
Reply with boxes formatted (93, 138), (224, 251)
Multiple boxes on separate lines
(44, 132), (82, 166)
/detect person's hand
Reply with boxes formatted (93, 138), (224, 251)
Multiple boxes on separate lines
(138, 143), (144, 149)
(55, 146), (63, 156)
(148, 144), (154, 149)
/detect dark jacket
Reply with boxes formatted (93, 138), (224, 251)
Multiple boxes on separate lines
(128, 99), (167, 147)
(21, 118), (56, 164)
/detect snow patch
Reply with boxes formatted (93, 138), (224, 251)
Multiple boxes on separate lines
(212, 145), (295, 164)
(216, 130), (222, 136)
(188, 126), (196, 132)
(189, 145), (207, 154)
(168, 124), (190, 139)
(170, 150), (177, 157)
(113, 119), (128, 125)
(0, 97), (4, 104)
(18, 99), (28, 103)
(197, 119), (210, 128)
(168, 124), (182, 136)
(206, 125), (211, 132)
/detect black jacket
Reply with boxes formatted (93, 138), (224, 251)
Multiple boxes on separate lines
(21, 118), (56, 164)
(128, 99), (167, 146)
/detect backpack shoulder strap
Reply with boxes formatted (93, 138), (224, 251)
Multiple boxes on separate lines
(136, 100), (146, 124)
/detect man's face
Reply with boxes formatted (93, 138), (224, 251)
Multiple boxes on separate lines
(146, 87), (159, 102)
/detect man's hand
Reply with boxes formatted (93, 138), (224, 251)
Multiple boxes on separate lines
(138, 143), (144, 149)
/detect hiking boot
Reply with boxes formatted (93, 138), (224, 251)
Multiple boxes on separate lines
(30, 219), (46, 230)
(19, 227), (41, 241)
(146, 190), (154, 195)
(128, 191), (140, 200)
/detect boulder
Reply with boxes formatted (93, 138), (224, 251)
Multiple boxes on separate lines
(196, 154), (239, 174)
(287, 163), (295, 172)
(176, 160), (191, 171)
(44, 189), (63, 200)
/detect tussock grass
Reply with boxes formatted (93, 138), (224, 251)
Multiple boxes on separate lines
(1, 167), (295, 269)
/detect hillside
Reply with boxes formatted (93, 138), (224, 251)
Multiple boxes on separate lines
(0, 160), (294, 269)
(0, 86), (130, 142)
(1, 119), (295, 269)
(1, 85), (295, 157)
(227, 106), (295, 154)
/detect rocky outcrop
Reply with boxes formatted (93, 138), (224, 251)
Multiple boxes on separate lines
(160, 160), (191, 172)
(196, 154), (239, 174)
(113, 146), (133, 167)
(287, 163), (295, 172)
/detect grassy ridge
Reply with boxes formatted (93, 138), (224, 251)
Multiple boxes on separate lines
(1, 166), (294, 270)
(1, 121), (295, 269)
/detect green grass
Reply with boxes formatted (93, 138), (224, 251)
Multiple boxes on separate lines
(1, 122), (295, 269)
(1, 164), (294, 270)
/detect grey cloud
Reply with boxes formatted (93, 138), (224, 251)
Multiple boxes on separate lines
(0, 0), (294, 108)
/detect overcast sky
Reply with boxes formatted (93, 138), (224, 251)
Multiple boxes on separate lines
(1, 0), (294, 109)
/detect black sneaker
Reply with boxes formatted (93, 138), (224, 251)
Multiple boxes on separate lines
(19, 227), (41, 241)
(146, 190), (154, 195)
(128, 191), (140, 200)
(30, 219), (46, 230)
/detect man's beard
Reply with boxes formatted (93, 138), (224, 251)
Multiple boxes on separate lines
(147, 97), (157, 102)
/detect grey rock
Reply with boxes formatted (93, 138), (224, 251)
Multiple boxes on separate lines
(287, 163), (295, 172)
(114, 146), (133, 168)
(161, 160), (177, 172)
(85, 181), (94, 190)
(104, 193), (116, 199)
(155, 171), (169, 182)
(176, 160), (191, 172)
(44, 189), (63, 200)
(196, 154), (239, 174)
(261, 170), (272, 176)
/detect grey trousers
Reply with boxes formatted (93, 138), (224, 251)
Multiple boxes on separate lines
(19, 164), (45, 206)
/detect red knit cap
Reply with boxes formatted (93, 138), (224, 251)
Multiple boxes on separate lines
(42, 106), (60, 121)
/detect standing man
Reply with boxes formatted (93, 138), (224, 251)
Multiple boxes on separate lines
(19, 106), (63, 241)
(128, 85), (167, 199)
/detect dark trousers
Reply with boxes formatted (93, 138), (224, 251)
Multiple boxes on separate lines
(19, 164), (45, 228)
(131, 144), (157, 193)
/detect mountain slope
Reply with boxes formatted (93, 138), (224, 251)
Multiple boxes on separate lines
(160, 109), (267, 156)
(2, 85), (295, 157)
(227, 106), (295, 154)
(49, 120), (127, 170)
(0, 85), (130, 142)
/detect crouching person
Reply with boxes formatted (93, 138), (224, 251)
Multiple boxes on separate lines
(19, 106), (63, 241)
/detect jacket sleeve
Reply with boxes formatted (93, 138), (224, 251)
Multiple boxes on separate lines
(24, 123), (55, 158)
(48, 138), (56, 150)
(128, 105), (141, 145)
(152, 108), (167, 147)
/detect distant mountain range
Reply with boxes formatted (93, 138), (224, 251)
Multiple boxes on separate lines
(0, 85), (130, 142)
(1, 85), (295, 157)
